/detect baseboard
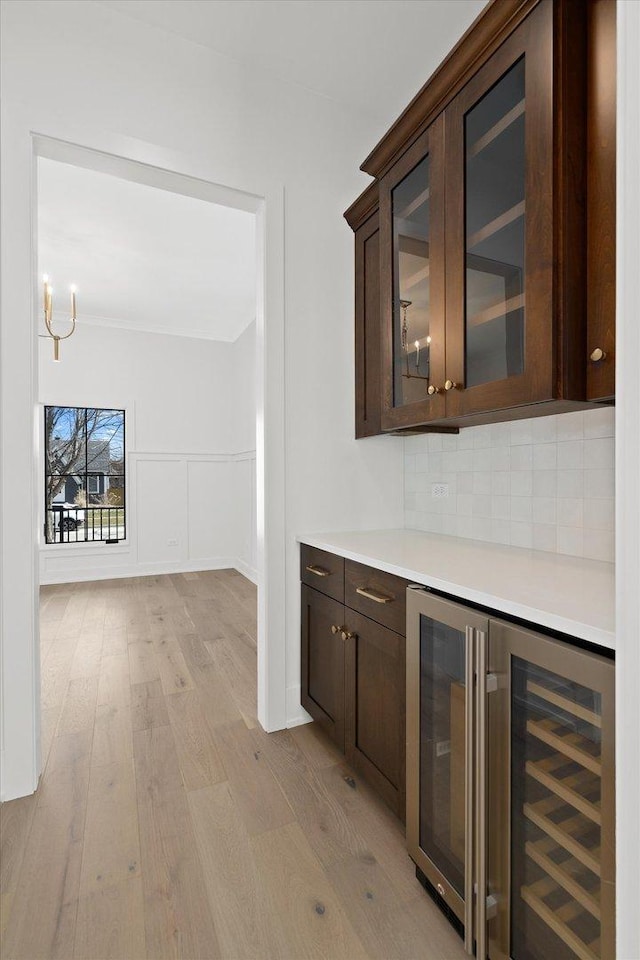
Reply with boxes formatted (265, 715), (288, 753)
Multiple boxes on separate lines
(234, 557), (258, 585)
(39, 556), (247, 586)
(285, 683), (312, 729)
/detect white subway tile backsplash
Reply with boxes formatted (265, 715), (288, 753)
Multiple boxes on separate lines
(558, 497), (584, 528)
(583, 528), (615, 563)
(510, 471), (533, 497)
(533, 497), (557, 524)
(492, 496), (510, 520)
(533, 443), (557, 470)
(403, 408), (614, 561)
(557, 440), (584, 470)
(556, 411), (584, 441)
(585, 468), (615, 499)
(473, 495), (492, 517)
(583, 405), (615, 439)
(473, 471), (492, 495)
(584, 498), (615, 531)
(472, 517), (493, 540)
(511, 420), (534, 445)
(510, 521), (533, 548)
(557, 469), (584, 498)
(492, 471), (511, 496)
(584, 437), (615, 469)
(531, 416), (558, 444)
(557, 526), (584, 557)
(533, 470), (557, 497)
(457, 472), (473, 494)
(490, 446), (511, 471)
(511, 497), (533, 522)
(490, 519), (511, 544)
(472, 448), (492, 472)
(510, 445), (533, 470)
(533, 523), (557, 552)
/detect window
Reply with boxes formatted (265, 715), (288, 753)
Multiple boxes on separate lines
(44, 406), (125, 544)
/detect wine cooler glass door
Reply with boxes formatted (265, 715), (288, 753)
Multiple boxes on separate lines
(406, 589), (488, 951)
(488, 621), (615, 960)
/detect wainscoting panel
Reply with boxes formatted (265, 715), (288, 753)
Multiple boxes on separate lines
(40, 450), (257, 585)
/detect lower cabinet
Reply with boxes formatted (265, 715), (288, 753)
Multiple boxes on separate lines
(300, 584), (346, 750)
(300, 545), (407, 820)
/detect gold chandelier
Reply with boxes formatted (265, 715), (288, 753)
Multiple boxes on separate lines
(42, 275), (77, 361)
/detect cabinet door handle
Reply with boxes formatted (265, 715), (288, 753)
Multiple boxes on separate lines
(427, 384), (442, 396)
(305, 564), (330, 578)
(590, 347), (606, 362)
(341, 629), (355, 641)
(444, 379), (462, 391)
(330, 624), (342, 635)
(356, 586), (393, 604)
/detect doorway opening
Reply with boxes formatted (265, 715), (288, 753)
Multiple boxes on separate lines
(30, 136), (285, 783)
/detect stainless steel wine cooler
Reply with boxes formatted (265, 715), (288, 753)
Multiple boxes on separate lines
(406, 588), (615, 960)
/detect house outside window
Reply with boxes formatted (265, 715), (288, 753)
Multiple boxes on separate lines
(44, 406), (126, 544)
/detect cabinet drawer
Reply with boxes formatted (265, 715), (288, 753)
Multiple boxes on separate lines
(301, 545), (344, 602)
(345, 560), (408, 635)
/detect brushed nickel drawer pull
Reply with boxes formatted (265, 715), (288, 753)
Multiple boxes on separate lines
(305, 564), (330, 578)
(356, 586), (393, 604)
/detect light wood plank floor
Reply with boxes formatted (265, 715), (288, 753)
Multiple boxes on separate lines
(1, 570), (467, 960)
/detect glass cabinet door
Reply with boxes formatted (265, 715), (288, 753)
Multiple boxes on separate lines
(464, 58), (525, 390)
(380, 120), (446, 430)
(488, 622), (615, 960)
(445, 1), (555, 418)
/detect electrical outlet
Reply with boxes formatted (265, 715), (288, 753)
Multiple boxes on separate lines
(167, 538), (178, 546)
(436, 740), (451, 757)
(431, 483), (449, 499)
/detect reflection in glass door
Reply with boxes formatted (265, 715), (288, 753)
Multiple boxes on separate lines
(465, 58), (526, 389)
(420, 614), (467, 898)
(392, 155), (432, 406)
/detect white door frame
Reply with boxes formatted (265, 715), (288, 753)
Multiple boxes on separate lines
(0, 115), (287, 801)
(615, 3), (640, 957)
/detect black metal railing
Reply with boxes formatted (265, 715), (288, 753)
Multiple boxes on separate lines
(46, 504), (126, 544)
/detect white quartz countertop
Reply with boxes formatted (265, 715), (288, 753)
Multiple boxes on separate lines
(297, 529), (615, 651)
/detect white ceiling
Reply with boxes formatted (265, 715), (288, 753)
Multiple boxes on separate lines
(96, 0), (487, 122)
(38, 158), (256, 342)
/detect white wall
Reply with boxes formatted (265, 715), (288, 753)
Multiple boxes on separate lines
(38, 322), (258, 584)
(0, 0), (406, 799)
(405, 407), (615, 562)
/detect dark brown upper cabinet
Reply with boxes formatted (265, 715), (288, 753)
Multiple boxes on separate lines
(344, 0), (616, 435)
(345, 183), (382, 438)
(441, 0), (585, 424)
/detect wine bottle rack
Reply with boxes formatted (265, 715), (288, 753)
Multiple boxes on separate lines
(521, 671), (605, 959)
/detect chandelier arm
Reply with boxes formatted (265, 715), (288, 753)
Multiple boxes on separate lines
(57, 317), (76, 341)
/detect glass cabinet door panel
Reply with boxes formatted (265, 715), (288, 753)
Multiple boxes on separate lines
(392, 155), (433, 407)
(465, 57), (526, 389)
(510, 657), (605, 960)
(419, 614), (467, 898)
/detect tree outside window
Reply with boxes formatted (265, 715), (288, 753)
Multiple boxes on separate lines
(44, 406), (126, 544)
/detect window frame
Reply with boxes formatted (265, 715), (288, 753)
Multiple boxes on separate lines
(43, 405), (127, 546)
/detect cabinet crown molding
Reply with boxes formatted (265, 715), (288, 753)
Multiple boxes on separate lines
(359, 0), (539, 180)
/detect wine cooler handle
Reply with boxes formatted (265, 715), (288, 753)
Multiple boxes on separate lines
(464, 626), (475, 954)
(475, 629), (488, 960)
